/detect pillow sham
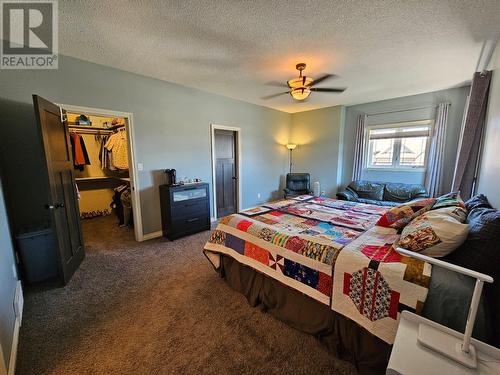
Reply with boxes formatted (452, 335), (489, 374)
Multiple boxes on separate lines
(397, 206), (468, 257)
(376, 198), (436, 230)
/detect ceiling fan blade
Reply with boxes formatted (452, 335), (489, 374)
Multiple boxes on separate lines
(264, 81), (289, 88)
(309, 74), (336, 86)
(261, 91), (289, 99)
(310, 87), (346, 93)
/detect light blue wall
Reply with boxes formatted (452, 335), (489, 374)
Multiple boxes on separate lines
(0, 55), (291, 235)
(0, 175), (19, 369)
(341, 87), (470, 191)
(290, 106), (344, 196)
(289, 87), (470, 197)
(477, 42), (500, 208)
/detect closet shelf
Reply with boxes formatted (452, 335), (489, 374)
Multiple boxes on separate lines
(75, 176), (130, 184)
(76, 177), (111, 182)
(68, 124), (125, 133)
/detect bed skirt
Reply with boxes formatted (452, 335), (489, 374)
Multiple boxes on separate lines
(220, 254), (391, 375)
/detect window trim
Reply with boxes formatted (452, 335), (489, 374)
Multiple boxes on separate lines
(363, 119), (434, 172)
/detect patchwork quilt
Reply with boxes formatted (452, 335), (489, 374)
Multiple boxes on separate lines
(203, 195), (432, 343)
(331, 225), (431, 343)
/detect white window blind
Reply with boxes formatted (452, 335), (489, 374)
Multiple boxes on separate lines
(368, 126), (431, 140)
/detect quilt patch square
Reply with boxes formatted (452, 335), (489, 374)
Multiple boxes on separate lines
(361, 245), (402, 263)
(236, 219), (253, 232)
(254, 216), (279, 225)
(284, 236), (307, 253)
(225, 233), (245, 254)
(268, 254), (284, 272)
(258, 227), (277, 242)
(317, 272), (333, 296)
(283, 259), (319, 288)
(346, 267), (400, 321)
(304, 219), (320, 226)
(244, 242), (269, 265)
(240, 206), (271, 216)
(300, 229), (320, 236)
(208, 229), (226, 244)
(271, 232), (289, 247)
(316, 222), (332, 231)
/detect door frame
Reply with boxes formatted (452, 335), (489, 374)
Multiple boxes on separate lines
(210, 124), (242, 220)
(57, 103), (144, 242)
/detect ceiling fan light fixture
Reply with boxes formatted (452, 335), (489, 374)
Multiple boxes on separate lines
(290, 88), (311, 101)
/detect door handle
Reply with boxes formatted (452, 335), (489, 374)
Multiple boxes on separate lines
(45, 203), (64, 210)
(232, 176), (238, 180)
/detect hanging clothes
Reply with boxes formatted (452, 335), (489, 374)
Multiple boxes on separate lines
(70, 132), (91, 171)
(105, 129), (129, 170)
(121, 188), (133, 228)
(112, 184), (130, 226)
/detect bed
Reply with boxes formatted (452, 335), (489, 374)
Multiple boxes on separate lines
(203, 195), (490, 374)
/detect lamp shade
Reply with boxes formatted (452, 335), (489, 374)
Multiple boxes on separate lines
(287, 76), (314, 89)
(286, 143), (297, 150)
(290, 88), (311, 101)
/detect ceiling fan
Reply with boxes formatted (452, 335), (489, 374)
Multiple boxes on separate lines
(262, 63), (346, 101)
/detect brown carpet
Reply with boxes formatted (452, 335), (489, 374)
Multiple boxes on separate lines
(16, 216), (356, 375)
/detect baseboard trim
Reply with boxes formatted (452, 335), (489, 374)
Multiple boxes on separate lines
(7, 318), (20, 375)
(8, 281), (22, 375)
(142, 230), (163, 241)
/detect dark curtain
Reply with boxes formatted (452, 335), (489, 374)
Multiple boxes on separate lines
(452, 71), (492, 199)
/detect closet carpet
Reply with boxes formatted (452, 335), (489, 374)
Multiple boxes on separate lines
(16, 216), (356, 375)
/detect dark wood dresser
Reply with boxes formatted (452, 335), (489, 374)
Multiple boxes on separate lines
(159, 183), (210, 240)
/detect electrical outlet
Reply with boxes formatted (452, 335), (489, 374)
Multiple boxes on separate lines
(257, 193), (261, 199)
(137, 162), (144, 171)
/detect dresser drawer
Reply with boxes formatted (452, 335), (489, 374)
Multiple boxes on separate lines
(171, 214), (210, 233)
(171, 200), (208, 218)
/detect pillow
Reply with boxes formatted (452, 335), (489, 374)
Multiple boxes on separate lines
(397, 206), (468, 257)
(445, 195), (500, 276)
(464, 194), (492, 211)
(431, 191), (465, 210)
(376, 198), (436, 230)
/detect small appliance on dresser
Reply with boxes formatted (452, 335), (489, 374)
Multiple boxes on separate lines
(159, 183), (210, 240)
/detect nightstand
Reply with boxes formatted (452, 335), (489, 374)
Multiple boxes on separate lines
(387, 311), (500, 374)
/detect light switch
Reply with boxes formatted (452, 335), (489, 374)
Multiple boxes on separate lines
(137, 162), (144, 171)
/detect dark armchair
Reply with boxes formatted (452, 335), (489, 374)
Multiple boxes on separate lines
(284, 173), (312, 199)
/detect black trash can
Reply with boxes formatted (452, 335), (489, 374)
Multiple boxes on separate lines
(15, 226), (58, 284)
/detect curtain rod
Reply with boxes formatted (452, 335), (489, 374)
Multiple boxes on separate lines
(365, 103), (451, 117)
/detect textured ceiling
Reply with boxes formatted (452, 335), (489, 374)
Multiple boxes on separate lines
(59, 0), (500, 113)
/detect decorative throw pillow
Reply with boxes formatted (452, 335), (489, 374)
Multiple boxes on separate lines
(397, 206), (468, 257)
(431, 191), (465, 210)
(376, 198), (436, 230)
(445, 195), (500, 276)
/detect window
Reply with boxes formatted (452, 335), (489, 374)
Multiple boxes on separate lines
(365, 120), (432, 170)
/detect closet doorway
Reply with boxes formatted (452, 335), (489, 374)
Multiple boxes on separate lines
(59, 103), (142, 243)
